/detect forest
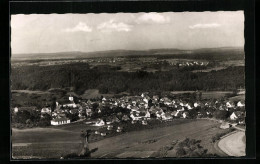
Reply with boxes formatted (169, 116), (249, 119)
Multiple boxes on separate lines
(11, 62), (244, 95)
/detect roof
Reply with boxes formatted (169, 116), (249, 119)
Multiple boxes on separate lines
(51, 117), (70, 122)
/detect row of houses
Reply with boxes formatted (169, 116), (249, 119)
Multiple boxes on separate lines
(168, 61), (209, 67)
(13, 92), (245, 126)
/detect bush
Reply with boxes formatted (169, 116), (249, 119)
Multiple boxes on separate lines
(38, 114), (52, 127)
(176, 147), (186, 157)
(211, 128), (236, 143)
(13, 110), (31, 124)
(174, 138), (210, 157)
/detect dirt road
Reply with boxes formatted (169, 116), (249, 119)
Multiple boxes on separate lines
(218, 131), (245, 157)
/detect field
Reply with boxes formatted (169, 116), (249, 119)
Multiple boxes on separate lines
(12, 119), (232, 158)
(171, 91), (233, 99)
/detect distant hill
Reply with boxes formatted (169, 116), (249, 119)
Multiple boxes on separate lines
(12, 47), (244, 60)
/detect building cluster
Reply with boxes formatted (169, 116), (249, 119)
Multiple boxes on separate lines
(172, 61), (209, 67)
(13, 92), (245, 132)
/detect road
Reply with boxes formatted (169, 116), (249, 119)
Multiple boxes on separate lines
(218, 131), (245, 157)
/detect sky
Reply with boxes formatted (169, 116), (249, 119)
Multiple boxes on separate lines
(11, 11), (244, 55)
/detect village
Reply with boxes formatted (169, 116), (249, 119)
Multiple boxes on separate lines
(12, 91), (246, 137)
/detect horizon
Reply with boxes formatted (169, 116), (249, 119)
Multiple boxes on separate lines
(11, 11), (244, 56)
(12, 46), (244, 56)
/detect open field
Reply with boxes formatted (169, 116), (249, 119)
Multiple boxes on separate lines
(12, 119), (232, 158)
(228, 95), (245, 101)
(171, 91), (233, 100)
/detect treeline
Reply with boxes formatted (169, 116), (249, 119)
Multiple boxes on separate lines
(11, 63), (244, 95)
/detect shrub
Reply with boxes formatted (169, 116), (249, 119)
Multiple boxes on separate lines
(176, 147), (186, 157)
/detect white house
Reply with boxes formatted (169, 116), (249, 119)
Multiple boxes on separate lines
(95, 119), (105, 126)
(63, 103), (77, 108)
(182, 112), (188, 118)
(14, 107), (19, 113)
(162, 113), (172, 120)
(230, 112), (238, 120)
(143, 98), (149, 104)
(142, 120), (148, 125)
(51, 118), (70, 126)
(226, 101), (233, 108)
(194, 102), (199, 108)
(69, 96), (74, 102)
(220, 122), (231, 129)
(145, 110), (151, 119)
(116, 126), (123, 132)
(130, 113), (142, 121)
(86, 108), (92, 116)
(237, 101), (245, 107)
(41, 107), (51, 115)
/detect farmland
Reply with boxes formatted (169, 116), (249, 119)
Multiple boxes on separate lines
(12, 119), (231, 158)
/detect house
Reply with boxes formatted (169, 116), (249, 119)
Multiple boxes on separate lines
(182, 112), (189, 119)
(142, 120), (148, 125)
(51, 117), (70, 126)
(63, 103), (77, 108)
(86, 108), (92, 116)
(220, 122), (231, 129)
(173, 110), (182, 117)
(131, 106), (139, 112)
(122, 115), (130, 121)
(237, 101), (245, 107)
(156, 110), (165, 119)
(226, 101), (235, 108)
(95, 119), (105, 126)
(144, 110), (151, 119)
(70, 109), (78, 114)
(164, 100), (172, 106)
(111, 116), (120, 123)
(14, 107), (19, 113)
(130, 112), (142, 121)
(107, 125), (113, 130)
(162, 112), (173, 120)
(185, 103), (193, 110)
(230, 112), (238, 120)
(95, 131), (100, 135)
(41, 107), (51, 115)
(116, 126), (123, 132)
(69, 96), (74, 102)
(194, 102), (199, 108)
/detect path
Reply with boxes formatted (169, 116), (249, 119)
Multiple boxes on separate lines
(218, 131), (245, 157)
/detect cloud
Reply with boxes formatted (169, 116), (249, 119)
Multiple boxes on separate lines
(64, 22), (92, 32)
(97, 20), (132, 32)
(189, 23), (221, 29)
(136, 13), (170, 24)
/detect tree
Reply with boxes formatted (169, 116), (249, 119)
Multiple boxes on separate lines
(213, 110), (229, 120)
(148, 99), (153, 107)
(50, 97), (57, 112)
(38, 114), (52, 127)
(13, 110), (31, 124)
(66, 113), (79, 122)
(199, 92), (202, 100)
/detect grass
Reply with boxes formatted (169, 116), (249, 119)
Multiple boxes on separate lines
(171, 91), (232, 100)
(228, 95), (245, 101)
(12, 143), (81, 159)
(12, 119), (231, 158)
